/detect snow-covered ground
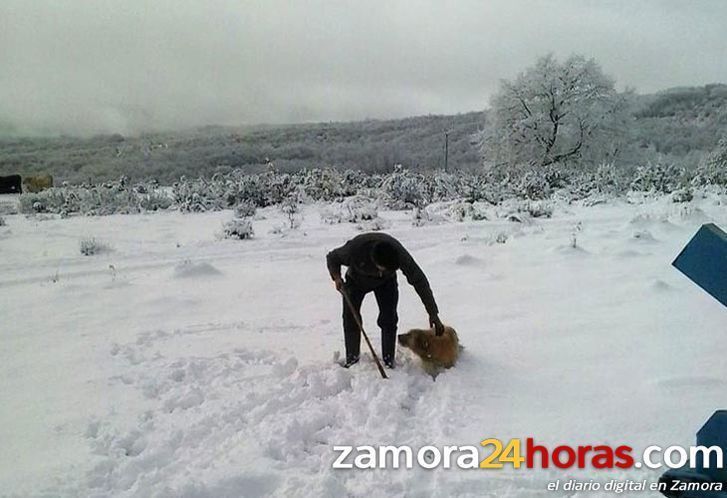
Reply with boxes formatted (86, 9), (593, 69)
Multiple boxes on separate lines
(1, 193), (726, 497)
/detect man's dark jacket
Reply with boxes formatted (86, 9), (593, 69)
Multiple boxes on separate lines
(326, 232), (438, 316)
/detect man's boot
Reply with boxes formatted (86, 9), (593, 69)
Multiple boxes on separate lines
(341, 354), (360, 368)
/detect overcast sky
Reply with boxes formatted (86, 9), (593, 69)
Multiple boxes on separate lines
(2, 0), (726, 136)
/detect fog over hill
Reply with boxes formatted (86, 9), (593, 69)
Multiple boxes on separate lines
(1, 85), (726, 185)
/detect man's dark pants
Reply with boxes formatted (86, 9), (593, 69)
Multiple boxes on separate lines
(342, 276), (398, 363)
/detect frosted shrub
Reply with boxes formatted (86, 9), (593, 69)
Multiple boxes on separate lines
(173, 177), (225, 213)
(320, 196), (379, 224)
(471, 203), (489, 221)
(568, 164), (626, 199)
(498, 199), (553, 221)
(234, 200), (257, 218)
(138, 191), (173, 211)
(298, 168), (344, 201)
(445, 201), (489, 222)
(670, 188), (694, 203)
(447, 202), (469, 222)
(426, 172), (459, 202)
(222, 218), (254, 239)
(461, 173), (503, 203)
(356, 217), (390, 232)
(411, 205), (447, 227)
(517, 170), (551, 200)
(340, 169), (370, 196)
(525, 201), (553, 218)
(280, 190), (303, 229)
(692, 140), (727, 188)
(263, 172), (296, 206)
(238, 175), (267, 207)
(19, 179), (169, 216)
(630, 163), (686, 194)
(592, 163), (627, 194)
(81, 184), (140, 215)
(80, 237), (112, 256)
(382, 165), (428, 209)
(19, 190), (66, 214)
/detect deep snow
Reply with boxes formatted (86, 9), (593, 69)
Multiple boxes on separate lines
(1, 194), (726, 497)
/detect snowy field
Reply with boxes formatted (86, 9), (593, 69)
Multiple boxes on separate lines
(1, 193), (726, 497)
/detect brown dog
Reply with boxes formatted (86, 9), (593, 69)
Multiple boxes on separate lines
(398, 325), (459, 375)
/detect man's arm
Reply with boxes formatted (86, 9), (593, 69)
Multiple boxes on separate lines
(326, 241), (352, 289)
(397, 247), (439, 318)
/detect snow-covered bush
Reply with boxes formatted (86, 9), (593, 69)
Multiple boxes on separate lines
(356, 217), (390, 231)
(381, 165), (428, 209)
(297, 168), (344, 201)
(19, 179), (171, 216)
(569, 163), (628, 199)
(263, 172), (296, 207)
(513, 166), (569, 200)
(670, 188), (694, 203)
(280, 190), (303, 229)
(339, 169), (370, 196)
(498, 199), (554, 221)
(692, 139), (727, 188)
(222, 218), (254, 239)
(0, 199), (18, 215)
(417, 200), (490, 223)
(234, 200), (257, 219)
(320, 196), (379, 224)
(424, 172), (459, 202)
(630, 163), (687, 194)
(13, 162), (709, 222)
(411, 205), (448, 227)
(517, 170), (551, 200)
(0, 216), (5, 226)
(173, 177), (225, 213)
(80, 237), (112, 256)
(138, 191), (173, 211)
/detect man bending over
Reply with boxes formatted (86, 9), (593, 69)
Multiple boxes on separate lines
(326, 232), (443, 368)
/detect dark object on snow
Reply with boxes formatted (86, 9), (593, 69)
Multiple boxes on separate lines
(340, 278), (394, 378)
(340, 288), (387, 379)
(672, 223), (727, 307)
(0, 175), (22, 194)
(659, 411), (727, 497)
(327, 232), (440, 367)
(327, 232), (439, 316)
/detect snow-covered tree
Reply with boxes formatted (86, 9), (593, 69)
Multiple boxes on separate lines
(483, 54), (627, 170)
(692, 137), (727, 187)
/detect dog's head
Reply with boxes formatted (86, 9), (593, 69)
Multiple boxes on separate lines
(398, 326), (459, 368)
(398, 328), (436, 359)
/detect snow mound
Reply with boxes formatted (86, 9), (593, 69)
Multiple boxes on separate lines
(454, 254), (485, 266)
(628, 212), (664, 227)
(630, 229), (657, 243)
(672, 206), (712, 225)
(272, 357), (299, 377)
(172, 260), (223, 278)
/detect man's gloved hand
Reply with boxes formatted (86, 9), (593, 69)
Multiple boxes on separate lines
(429, 314), (444, 336)
(332, 275), (344, 292)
